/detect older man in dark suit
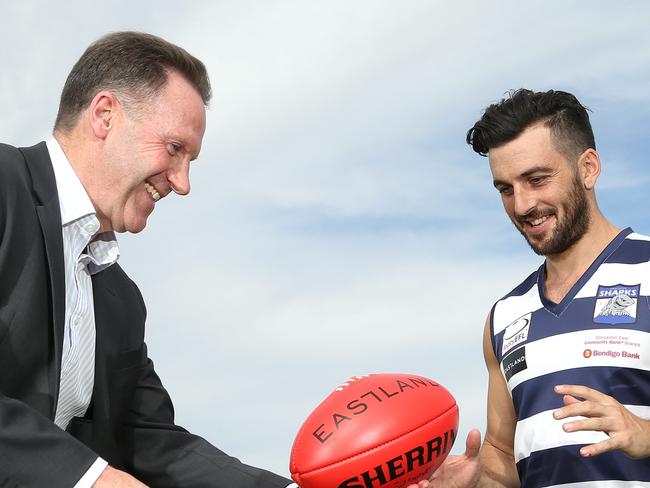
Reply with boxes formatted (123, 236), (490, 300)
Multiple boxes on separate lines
(0, 31), (294, 488)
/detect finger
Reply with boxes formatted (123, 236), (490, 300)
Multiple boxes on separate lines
(561, 416), (610, 434)
(553, 399), (605, 420)
(465, 429), (482, 459)
(579, 436), (618, 457)
(555, 384), (610, 402)
(562, 394), (581, 406)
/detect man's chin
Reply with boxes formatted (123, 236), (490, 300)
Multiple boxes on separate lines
(522, 233), (550, 256)
(121, 207), (152, 234)
(126, 223), (147, 234)
(122, 217), (148, 234)
(527, 242), (548, 256)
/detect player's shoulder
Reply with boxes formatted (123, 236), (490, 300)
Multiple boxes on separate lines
(623, 230), (650, 244)
(488, 267), (539, 322)
(488, 267), (540, 332)
(497, 268), (539, 304)
(609, 229), (650, 264)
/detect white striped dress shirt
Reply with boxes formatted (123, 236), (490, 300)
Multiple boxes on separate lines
(47, 138), (117, 487)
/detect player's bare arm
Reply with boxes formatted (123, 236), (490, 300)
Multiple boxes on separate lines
(477, 315), (520, 487)
(553, 384), (650, 459)
(408, 316), (519, 488)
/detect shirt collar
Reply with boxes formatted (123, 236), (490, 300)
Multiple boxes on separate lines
(46, 137), (96, 226)
(47, 137), (120, 266)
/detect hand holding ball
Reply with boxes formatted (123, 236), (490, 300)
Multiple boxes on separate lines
(290, 373), (458, 488)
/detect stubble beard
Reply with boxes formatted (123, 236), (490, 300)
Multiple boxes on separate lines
(513, 174), (591, 257)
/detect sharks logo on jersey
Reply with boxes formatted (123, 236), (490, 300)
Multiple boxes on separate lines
(593, 284), (640, 324)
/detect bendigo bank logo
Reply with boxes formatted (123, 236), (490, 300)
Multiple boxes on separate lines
(593, 284), (640, 325)
(583, 348), (640, 360)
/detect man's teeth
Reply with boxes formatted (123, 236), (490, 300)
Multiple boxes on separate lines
(144, 182), (161, 202)
(531, 216), (548, 226)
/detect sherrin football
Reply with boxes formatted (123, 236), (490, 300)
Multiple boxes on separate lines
(290, 373), (458, 488)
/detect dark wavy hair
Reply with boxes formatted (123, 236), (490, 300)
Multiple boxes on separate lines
(55, 31), (211, 133)
(466, 89), (595, 160)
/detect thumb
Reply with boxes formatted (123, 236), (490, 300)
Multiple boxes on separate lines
(465, 429), (482, 459)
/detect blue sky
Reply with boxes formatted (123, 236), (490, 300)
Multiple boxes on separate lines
(2, 0), (650, 478)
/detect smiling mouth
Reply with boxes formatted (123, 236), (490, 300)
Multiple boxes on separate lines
(144, 181), (161, 202)
(518, 213), (554, 232)
(529, 216), (549, 227)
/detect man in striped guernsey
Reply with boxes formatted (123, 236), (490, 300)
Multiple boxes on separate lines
(411, 90), (650, 488)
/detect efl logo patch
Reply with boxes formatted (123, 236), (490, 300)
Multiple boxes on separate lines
(593, 284), (640, 325)
(502, 313), (532, 355)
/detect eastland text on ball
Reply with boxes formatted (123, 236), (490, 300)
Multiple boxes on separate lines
(312, 377), (441, 444)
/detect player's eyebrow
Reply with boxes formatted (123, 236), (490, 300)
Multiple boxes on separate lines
(520, 165), (554, 178)
(493, 165), (555, 187)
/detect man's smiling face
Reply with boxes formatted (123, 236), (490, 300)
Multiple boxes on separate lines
(95, 69), (206, 234)
(488, 123), (590, 256)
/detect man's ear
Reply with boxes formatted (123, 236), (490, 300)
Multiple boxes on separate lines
(88, 91), (119, 139)
(578, 148), (601, 191)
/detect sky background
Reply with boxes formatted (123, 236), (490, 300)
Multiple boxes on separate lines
(2, 0), (650, 479)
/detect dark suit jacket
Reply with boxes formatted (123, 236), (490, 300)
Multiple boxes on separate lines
(0, 142), (291, 487)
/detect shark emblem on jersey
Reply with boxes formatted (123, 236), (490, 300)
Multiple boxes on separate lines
(502, 313), (532, 355)
(593, 284), (640, 324)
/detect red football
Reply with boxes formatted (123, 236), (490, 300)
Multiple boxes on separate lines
(290, 373), (458, 488)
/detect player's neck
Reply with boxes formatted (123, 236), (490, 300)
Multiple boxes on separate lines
(543, 213), (620, 304)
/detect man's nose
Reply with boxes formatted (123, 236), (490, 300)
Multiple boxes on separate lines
(513, 186), (536, 217)
(168, 159), (191, 196)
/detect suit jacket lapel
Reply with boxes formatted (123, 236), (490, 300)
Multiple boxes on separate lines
(20, 142), (66, 414)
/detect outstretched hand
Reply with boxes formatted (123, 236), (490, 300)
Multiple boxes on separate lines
(406, 429), (482, 488)
(554, 384), (650, 459)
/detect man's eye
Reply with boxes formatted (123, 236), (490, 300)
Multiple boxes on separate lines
(497, 187), (512, 195)
(168, 143), (181, 155)
(529, 176), (546, 185)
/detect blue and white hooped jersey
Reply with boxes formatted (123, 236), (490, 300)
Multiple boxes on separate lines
(491, 228), (650, 488)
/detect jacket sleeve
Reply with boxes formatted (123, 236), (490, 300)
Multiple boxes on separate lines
(0, 394), (99, 487)
(119, 347), (292, 488)
(90, 265), (291, 487)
